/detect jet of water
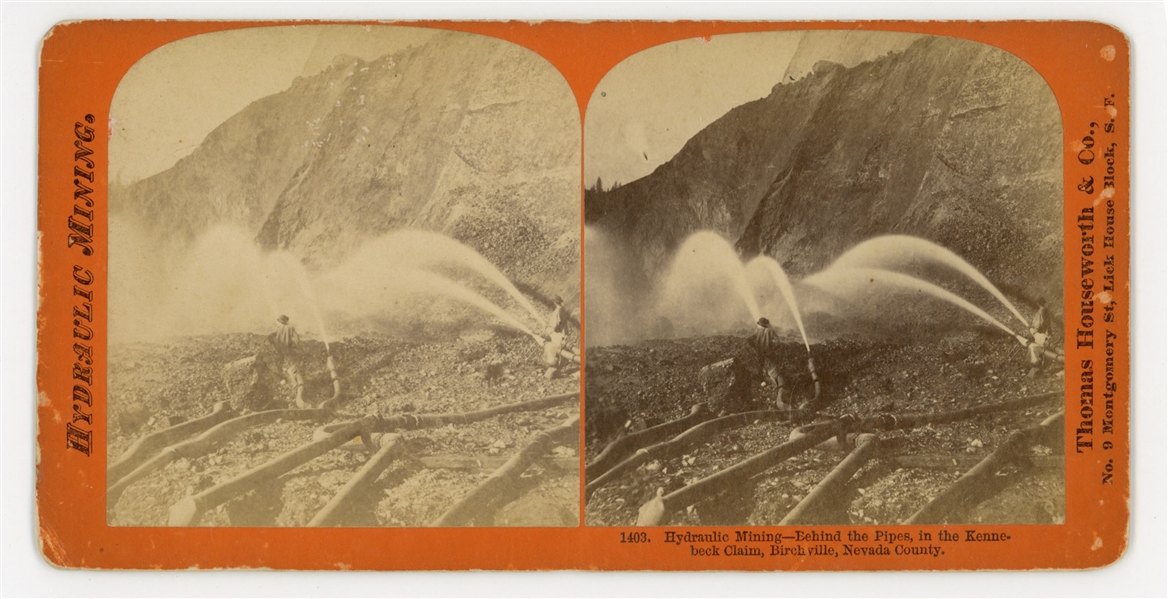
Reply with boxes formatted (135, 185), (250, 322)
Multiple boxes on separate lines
(265, 250), (332, 351)
(747, 255), (811, 352)
(661, 231), (761, 322)
(116, 225), (321, 340)
(347, 230), (544, 328)
(804, 266), (1017, 337)
(321, 261), (538, 340)
(295, 273), (331, 352)
(829, 235), (1029, 327)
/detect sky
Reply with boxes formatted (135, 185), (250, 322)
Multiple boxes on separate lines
(584, 30), (921, 187)
(109, 25), (437, 184)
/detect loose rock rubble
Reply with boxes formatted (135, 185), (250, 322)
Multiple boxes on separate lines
(584, 331), (1063, 526)
(108, 328), (579, 527)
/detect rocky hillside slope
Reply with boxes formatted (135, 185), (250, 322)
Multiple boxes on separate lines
(112, 31), (580, 299)
(585, 35), (1063, 306)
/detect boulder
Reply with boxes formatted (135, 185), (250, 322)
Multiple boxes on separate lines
(221, 351), (281, 412)
(700, 357), (758, 415)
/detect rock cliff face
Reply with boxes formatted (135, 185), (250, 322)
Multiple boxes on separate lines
(585, 36), (1063, 305)
(112, 31), (580, 297)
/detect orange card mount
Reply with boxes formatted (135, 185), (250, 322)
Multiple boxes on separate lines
(37, 20), (1129, 570)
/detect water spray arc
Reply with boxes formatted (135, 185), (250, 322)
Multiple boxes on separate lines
(395, 267), (541, 341)
(295, 275), (332, 353)
(803, 266), (1019, 338)
(661, 231), (761, 323)
(342, 230), (545, 328)
(748, 255), (811, 353)
(829, 235), (1030, 328)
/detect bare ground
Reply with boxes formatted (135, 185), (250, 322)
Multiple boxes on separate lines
(583, 328), (1064, 527)
(107, 326), (580, 527)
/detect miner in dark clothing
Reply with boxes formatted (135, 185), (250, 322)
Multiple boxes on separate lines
(548, 295), (570, 335)
(748, 317), (790, 409)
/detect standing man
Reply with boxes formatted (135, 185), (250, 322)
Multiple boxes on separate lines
(1027, 298), (1051, 378)
(542, 331), (580, 380)
(542, 330), (568, 379)
(269, 315), (307, 408)
(748, 317), (789, 409)
(548, 295), (570, 335)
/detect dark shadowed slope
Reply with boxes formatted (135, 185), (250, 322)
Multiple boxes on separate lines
(585, 35), (1062, 305)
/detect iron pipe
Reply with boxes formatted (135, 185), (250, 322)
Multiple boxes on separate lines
(636, 419), (845, 525)
(775, 355), (823, 409)
(806, 356), (823, 407)
(314, 392), (577, 441)
(318, 353), (344, 410)
(787, 391), (1061, 444)
(585, 408), (804, 501)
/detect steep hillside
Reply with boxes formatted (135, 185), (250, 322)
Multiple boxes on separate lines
(585, 35), (1062, 306)
(112, 31), (580, 299)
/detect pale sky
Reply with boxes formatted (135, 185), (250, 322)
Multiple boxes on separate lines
(584, 30), (922, 187)
(110, 25), (437, 184)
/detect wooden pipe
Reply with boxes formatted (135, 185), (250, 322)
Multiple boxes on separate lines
(903, 412), (1064, 525)
(431, 416), (579, 527)
(108, 401), (235, 484)
(107, 408), (332, 511)
(307, 433), (403, 527)
(585, 403), (712, 483)
(166, 415), (376, 526)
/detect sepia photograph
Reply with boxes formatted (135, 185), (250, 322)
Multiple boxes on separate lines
(583, 30), (1067, 528)
(30, 16), (1136, 575)
(104, 25), (582, 528)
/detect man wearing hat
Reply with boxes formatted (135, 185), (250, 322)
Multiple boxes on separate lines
(547, 295), (570, 335)
(748, 317), (790, 409)
(269, 315), (307, 408)
(271, 315), (300, 355)
(1026, 297), (1051, 377)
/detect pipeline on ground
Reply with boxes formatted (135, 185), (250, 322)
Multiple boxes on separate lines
(787, 390), (1061, 446)
(635, 418), (847, 525)
(108, 401), (236, 484)
(585, 407), (808, 502)
(107, 388), (577, 526)
(903, 412), (1064, 525)
(779, 433), (879, 525)
(623, 391), (1061, 526)
(431, 415), (579, 527)
(168, 415), (379, 526)
(112, 333), (583, 527)
(312, 392), (578, 445)
(585, 403), (713, 483)
(106, 408), (334, 511)
(307, 433), (404, 527)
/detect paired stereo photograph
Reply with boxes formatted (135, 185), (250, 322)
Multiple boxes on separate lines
(37, 20), (1128, 571)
